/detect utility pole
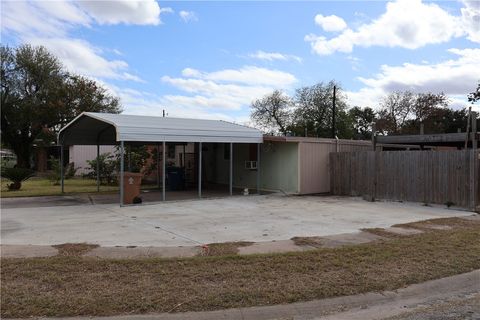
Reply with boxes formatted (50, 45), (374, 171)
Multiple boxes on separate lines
(332, 85), (336, 138)
(465, 106), (472, 149)
(163, 109), (165, 117)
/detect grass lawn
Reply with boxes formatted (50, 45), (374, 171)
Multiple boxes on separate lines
(2, 219), (479, 318)
(1, 177), (119, 197)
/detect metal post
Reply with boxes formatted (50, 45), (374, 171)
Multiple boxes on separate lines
(60, 144), (64, 193)
(257, 143), (261, 195)
(120, 141), (124, 206)
(332, 85), (336, 138)
(162, 141), (166, 201)
(96, 143), (100, 192)
(229, 143), (233, 195)
(471, 113), (477, 211)
(156, 143), (160, 189)
(198, 142), (202, 198)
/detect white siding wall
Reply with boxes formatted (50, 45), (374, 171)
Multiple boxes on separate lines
(69, 145), (116, 175)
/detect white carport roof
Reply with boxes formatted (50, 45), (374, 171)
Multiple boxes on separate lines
(58, 112), (263, 145)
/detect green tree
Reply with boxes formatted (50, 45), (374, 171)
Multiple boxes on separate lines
(348, 106), (376, 139)
(293, 81), (349, 138)
(468, 82), (479, 103)
(1, 44), (121, 168)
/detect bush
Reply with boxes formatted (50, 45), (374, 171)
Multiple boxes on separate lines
(65, 162), (78, 179)
(85, 153), (117, 185)
(1, 167), (35, 190)
(48, 156), (77, 185)
(117, 145), (154, 175)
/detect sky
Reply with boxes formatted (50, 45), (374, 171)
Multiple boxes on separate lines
(1, 0), (479, 124)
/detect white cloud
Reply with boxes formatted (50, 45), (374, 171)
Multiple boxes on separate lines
(346, 48), (480, 111)
(179, 10), (198, 23)
(248, 50), (302, 63)
(460, 0), (480, 42)
(358, 48), (480, 94)
(77, 0), (170, 25)
(179, 66), (297, 88)
(160, 66), (297, 111)
(314, 14), (347, 32)
(306, 0), (478, 56)
(346, 55), (362, 71)
(24, 37), (143, 82)
(1, 0), (156, 82)
(104, 82), (249, 122)
(1, 0), (86, 37)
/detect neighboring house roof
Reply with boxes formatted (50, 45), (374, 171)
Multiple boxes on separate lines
(59, 112), (263, 145)
(375, 132), (479, 148)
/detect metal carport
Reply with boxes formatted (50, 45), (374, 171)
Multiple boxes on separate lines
(58, 112), (263, 206)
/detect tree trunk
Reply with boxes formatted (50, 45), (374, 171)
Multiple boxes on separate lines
(13, 143), (32, 169)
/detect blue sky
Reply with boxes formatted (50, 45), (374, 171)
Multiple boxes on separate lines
(1, 0), (479, 123)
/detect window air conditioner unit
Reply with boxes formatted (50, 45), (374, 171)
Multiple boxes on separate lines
(245, 161), (258, 170)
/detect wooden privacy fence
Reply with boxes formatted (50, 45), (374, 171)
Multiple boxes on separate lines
(330, 150), (479, 211)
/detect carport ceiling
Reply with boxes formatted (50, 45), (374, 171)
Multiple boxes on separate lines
(59, 112), (263, 145)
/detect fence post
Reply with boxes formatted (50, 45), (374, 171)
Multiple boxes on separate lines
(372, 150), (378, 201)
(471, 113), (477, 211)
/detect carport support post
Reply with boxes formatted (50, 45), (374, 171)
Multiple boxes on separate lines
(120, 141), (124, 206)
(96, 143), (100, 192)
(60, 144), (64, 193)
(198, 142), (202, 198)
(257, 143), (261, 195)
(229, 142), (233, 196)
(471, 113), (477, 211)
(162, 141), (166, 201)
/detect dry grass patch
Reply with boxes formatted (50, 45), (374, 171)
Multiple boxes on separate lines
(53, 243), (99, 257)
(0, 177), (119, 198)
(393, 217), (479, 231)
(199, 241), (253, 256)
(363, 217), (478, 238)
(2, 224), (479, 318)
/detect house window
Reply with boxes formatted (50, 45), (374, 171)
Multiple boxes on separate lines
(224, 143), (230, 160)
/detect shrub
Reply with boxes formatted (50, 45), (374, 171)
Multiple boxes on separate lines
(117, 145), (154, 175)
(65, 162), (78, 179)
(1, 167), (35, 190)
(85, 153), (117, 185)
(48, 156), (77, 185)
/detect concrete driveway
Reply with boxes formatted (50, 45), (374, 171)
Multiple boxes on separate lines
(1, 195), (472, 247)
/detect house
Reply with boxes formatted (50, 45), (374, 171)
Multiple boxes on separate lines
(59, 112), (372, 204)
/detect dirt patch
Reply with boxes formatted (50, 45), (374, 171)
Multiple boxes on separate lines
(291, 236), (324, 248)
(2, 225), (479, 318)
(198, 241), (254, 256)
(361, 228), (406, 239)
(52, 243), (100, 257)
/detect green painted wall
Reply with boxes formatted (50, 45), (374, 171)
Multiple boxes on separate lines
(213, 142), (299, 194)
